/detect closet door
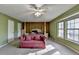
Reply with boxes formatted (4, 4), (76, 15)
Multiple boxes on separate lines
(8, 20), (14, 43)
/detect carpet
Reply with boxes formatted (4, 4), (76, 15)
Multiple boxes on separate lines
(27, 45), (57, 55)
(9, 39), (19, 48)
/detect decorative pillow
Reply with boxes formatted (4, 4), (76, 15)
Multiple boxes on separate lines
(26, 35), (32, 41)
(30, 35), (35, 40)
(40, 36), (45, 41)
(20, 35), (26, 41)
(35, 34), (41, 41)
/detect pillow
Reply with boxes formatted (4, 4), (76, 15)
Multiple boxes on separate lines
(34, 34), (41, 41)
(30, 34), (35, 40)
(26, 35), (32, 41)
(20, 35), (26, 41)
(40, 36), (45, 41)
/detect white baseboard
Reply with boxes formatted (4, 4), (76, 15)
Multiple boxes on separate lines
(0, 43), (8, 48)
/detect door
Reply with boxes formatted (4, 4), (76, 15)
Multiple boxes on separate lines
(18, 23), (21, 37)
(8, 20), (14, 43)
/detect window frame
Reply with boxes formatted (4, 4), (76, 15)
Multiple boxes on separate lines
(57, 18), (79, 44)
(57, 21), (64, 38)
(66, 19), (79, 43)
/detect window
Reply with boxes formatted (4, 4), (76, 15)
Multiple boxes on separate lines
(67, 18), (79, 42)
(58, 22), (64, 38)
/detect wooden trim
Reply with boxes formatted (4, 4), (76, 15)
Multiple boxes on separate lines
(44, 22), (46, 34)
(24, 22), (26, 32)
(22, 22), (49, 33)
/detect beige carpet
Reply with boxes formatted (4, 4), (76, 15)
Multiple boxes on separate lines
(9, 39), (19, 48)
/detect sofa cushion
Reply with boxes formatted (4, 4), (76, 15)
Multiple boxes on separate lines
(26, 35), (32, 41)
(34, 34), (41, 41)
(20, 40), (45, 48)
(30, 35), (35, 40)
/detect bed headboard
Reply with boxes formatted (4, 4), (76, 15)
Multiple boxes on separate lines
(32, 29), (41, 33)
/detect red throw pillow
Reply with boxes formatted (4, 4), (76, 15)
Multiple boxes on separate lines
(40, 36), (44, 41)
(20, 36), (26, 41)
(26, 35), (32, 41)
(35, 34), (41, 41)
(32, 36), (35, 40)
(29, 34), (35, 40)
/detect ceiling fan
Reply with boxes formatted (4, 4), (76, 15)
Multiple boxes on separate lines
(25, 4), (47, 17)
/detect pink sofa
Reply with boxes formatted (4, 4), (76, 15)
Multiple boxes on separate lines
(19, 34), (46, 48)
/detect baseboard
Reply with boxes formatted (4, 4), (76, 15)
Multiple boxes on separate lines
(0, 43), (8, 48)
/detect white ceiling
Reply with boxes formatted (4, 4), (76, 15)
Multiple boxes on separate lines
(0, 4), (76, 22)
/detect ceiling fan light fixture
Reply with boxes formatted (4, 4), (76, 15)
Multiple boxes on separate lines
(34, 12), (42, 17)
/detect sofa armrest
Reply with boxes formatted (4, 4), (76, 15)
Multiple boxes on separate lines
(40, 36), (47, 44)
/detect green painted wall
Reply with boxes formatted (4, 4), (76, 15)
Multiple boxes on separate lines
(50, 5), (79, 53)
(0, 13), (21, 46)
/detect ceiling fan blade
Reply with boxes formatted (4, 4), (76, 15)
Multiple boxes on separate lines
(30, 4), (37, 9)
(26, 4), (37, 11)
(30, 4), (44, 9)
(38, 9), (45, 12)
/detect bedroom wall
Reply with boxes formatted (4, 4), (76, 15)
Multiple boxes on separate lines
(0, 13), (21, 46)
(50, 5), (79, 53)
(22, 22), (49, 33)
